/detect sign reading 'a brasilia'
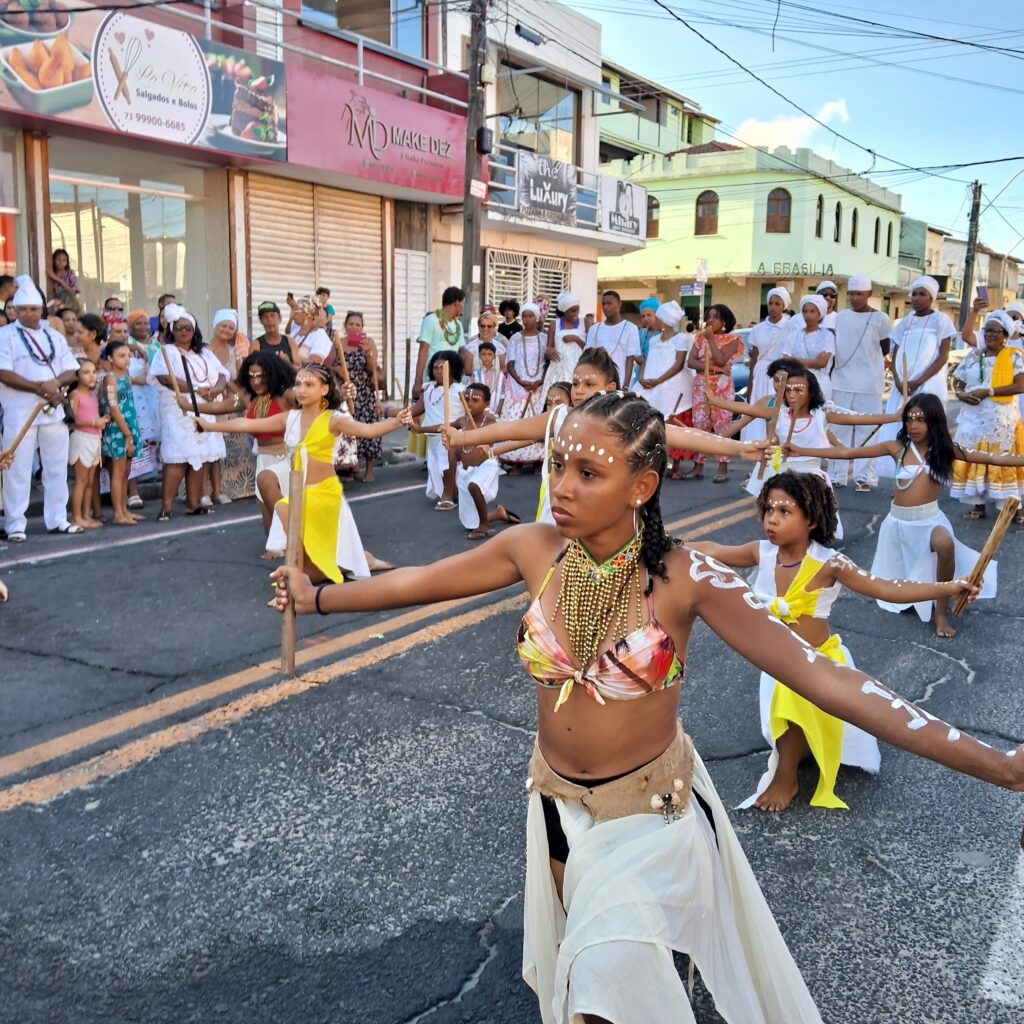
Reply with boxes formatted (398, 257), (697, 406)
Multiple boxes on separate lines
(516, 152), (577, 226)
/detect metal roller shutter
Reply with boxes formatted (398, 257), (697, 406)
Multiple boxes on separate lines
(313, 186), (384, 343)
(247, 174), (316, 329)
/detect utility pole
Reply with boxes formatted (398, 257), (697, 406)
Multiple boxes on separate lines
(959, 180), (983, 328)
(460, 0), (489, 330)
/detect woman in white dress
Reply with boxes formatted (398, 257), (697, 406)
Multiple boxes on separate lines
(786, 295), (835, 402)
(500, 301), (548, 467)
(634, 300), (692, 419)
(541, 291), (586, 396)
(147, 305), (229, 521)
(950, 309), (1024, 521)
(878, 275), (955, 451)
(743, 287), (791, 442)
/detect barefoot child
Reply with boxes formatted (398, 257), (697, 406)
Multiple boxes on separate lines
(694, 471), (976, 811)
(408, 350), (464, 511)
(453, 383), (520, 539)
(788, 393), (1022, 637)
(100, 339), (142, 526)
(67, 359), (108, 529)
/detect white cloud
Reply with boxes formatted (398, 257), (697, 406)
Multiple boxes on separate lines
(733, 99), (850, 150)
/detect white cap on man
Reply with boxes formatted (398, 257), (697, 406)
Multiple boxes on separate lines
(12, 274), (44, 307)
(847, 275), (872, 292)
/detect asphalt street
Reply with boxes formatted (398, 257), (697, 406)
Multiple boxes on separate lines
(1, 452), (1023, 1024)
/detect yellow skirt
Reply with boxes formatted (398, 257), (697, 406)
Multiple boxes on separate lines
(950, 423), (1024, 504)
(406, 417), (427, 458)
(279, 475), (345, 584)
(768, 634), (848, 809)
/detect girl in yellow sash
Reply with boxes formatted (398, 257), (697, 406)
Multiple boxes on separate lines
(693, 471), (976, 812)
(199, 363), (411, 583)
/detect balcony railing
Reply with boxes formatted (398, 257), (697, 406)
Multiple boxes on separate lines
(486, 142), (645, 241)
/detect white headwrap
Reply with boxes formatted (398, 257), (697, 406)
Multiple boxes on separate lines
(212, 308), (238, 329)
(163, 303), (196, 330)
(847, 275), (872, 292)
(556, 291), (579, 313)
(910, 276), (940, 300)
(815, 280), (838, 295)
(983, 310), (1014, 337)
(655, 300), (684, 328)
(12, 274), (44, 307)
(520, 301), (541, 319)
(801, 294), (827, 321)
(1005, 301), (1024, 331)
(766, 286), (790, 308)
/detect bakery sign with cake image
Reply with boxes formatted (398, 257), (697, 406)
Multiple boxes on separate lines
(0, 4), (285, 160)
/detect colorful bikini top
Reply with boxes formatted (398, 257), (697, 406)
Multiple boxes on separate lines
(287, 409), (345, 468)
(752, 540), (841, 623)
(517, 548), (683, 710)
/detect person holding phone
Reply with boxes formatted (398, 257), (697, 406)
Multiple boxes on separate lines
(332, 311), (383, 482)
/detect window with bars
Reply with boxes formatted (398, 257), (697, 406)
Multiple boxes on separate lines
(485, 249), (570, 306)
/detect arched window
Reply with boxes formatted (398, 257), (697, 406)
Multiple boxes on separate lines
(765, 188), (791, 233)
(814, 194), (824, 238)
(873, 216), (881, 254)
(695, 190), (718, 235)
(886, 221), (894, 257)
(833, 201), (842, 243)
(646, 195), (660, 239)
(850, 208), (859, 247)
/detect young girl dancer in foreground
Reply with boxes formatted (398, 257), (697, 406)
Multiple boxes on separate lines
(694, 472), (974, 812)
(787, 394), (1024, 637)
(273, 392), (1024, 1024)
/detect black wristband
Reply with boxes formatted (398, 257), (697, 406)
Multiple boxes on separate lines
(315, 582), (330, 615)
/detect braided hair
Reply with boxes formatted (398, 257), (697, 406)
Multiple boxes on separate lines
(297, 361), (344, 409)
(756, 471), (838, 545)
(574, 391), (676, 590)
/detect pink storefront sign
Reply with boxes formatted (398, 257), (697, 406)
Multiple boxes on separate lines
(287, 67), (465, 198)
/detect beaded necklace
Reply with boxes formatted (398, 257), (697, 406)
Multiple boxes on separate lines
(16, 325), (56, 366)
(552, 532), (644, 668)
(894, 441), (927, 491)
(436, 309), (461, 347)
(519, 332), (542, 380)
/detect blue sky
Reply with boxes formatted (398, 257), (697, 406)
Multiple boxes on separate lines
(567, 0), (1024, 255)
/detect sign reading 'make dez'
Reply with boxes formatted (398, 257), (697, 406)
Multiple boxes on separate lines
(516, 153), (577, 227)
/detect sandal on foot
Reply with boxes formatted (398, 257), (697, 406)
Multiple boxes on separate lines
(127, 495), (145, 510)
(49, 522), (84, 535)
(7, 531), (26, 543)
(498, 505), (521, 525)
(962, 508), (986, 521)
(854, 481), (872, 493)
(713, 472), (729, 484)
(1014, 511), (1024, 526)
(467, 529), (490, 540)
(433, 500), (456, 511)
(680, 469), (703, 481)
(157, 510), (172, 522)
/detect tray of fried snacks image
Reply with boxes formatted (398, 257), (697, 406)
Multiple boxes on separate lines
(1, 34), (91, 113)
(0, 0), (73, 44)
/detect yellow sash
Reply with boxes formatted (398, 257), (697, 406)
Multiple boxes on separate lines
(769, 553), (826, 623)
(990, 346), (1021, 403)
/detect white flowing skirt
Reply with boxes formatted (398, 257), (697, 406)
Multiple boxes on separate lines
(425, 435), (449, 502)
(265, 485), (370, 579)
(737, 643), (881, 810)
(870, 501), (996, 621)
(523, 750), (824, 1024)
(154, 388), (222, 469)
(456, 460), (501, 529)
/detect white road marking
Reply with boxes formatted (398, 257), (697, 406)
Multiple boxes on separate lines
(0, 482), (425, 570)
(980, 851), (1024, 1007)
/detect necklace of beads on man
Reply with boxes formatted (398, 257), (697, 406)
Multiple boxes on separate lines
(16, 325), (56, 366)
(520, 333), (542, 380)
(553, 532), (644, 668)
(437, 310), (460, 346)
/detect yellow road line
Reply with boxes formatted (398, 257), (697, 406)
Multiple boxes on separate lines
(0, 495), (755, 807)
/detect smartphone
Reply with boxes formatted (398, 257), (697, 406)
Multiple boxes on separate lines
(346, 331), (363, 344)
(977, 285), (989, 302)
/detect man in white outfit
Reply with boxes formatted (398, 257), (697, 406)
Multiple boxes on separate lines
(829, 275), (892, 490)
(583, 290), (641, 388)
(0, 276), (82, 542)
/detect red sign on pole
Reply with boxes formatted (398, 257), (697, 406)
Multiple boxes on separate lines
(286, 68), (466, 199)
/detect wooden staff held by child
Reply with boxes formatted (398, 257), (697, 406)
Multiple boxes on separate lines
(459, 390), (491, 459)
(758, 372), (788, 476)
(953, 496), (1020, 616)
(442, 359), (451, 428)
(332, 334), (358, 416)
(280, 454), (307, 674)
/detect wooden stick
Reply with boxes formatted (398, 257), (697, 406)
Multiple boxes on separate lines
(332, 333), (357, 416)
(404, 337), (412, 409)
(156, 340), (185, 403)
(280, 461), (305, 674)
(458, 390), (478, 430)
(758, 372), (788, 475)
(393, 375), (404, 403)
(442, 359), (451, 427)
(782, 396), (798, 452)
(703, 345), (711, 411)
(0, 399), (47, 460)
(953, 496), (1019, 615)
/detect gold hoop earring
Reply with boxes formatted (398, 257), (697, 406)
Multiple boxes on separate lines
(320, 397), (328, 410)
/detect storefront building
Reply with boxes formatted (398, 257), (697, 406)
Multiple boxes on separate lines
(0, 0), (469, 393)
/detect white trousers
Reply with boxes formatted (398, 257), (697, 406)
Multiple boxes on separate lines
(829, 389), (882, 486)
(2, 419), (71, 534)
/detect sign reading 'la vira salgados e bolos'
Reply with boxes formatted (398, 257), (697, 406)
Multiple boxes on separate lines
(756, 262), (835, 276)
